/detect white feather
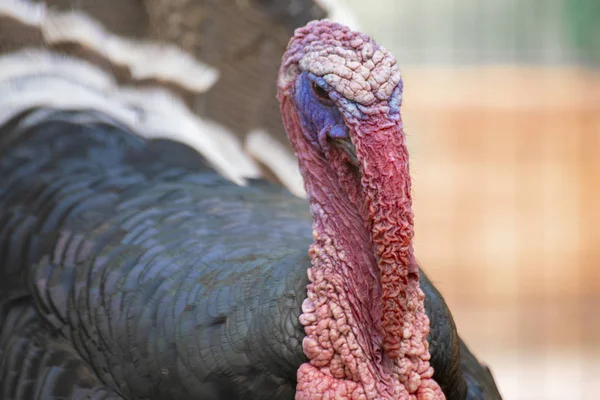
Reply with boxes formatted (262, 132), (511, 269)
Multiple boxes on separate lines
(115, 87), (262, 184)
(0, 0), (219, 93)
(0, 0), (44, 26)
(246, 130), (306, 198)
(0, 49), (259, 185)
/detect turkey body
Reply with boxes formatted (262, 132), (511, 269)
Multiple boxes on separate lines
(0, 108), (501, 399)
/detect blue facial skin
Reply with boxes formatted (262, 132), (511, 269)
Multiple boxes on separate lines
(388, 83), (402, 118)
(294, 72), (403, 154)
(294, 72), (349, 151)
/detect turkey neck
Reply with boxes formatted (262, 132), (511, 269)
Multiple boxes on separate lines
(281, 93), (437, 398)
(350, 116), (426, 360)
(300, 112), (430, 363)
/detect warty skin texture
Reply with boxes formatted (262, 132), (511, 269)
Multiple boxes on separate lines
(278, 21), (443, 399)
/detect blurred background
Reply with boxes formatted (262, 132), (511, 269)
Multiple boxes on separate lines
(2, 0), (599, 399)
(341, 1), (599, 399)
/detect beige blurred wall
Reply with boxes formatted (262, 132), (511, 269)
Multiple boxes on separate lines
(342, 2), (600, 399)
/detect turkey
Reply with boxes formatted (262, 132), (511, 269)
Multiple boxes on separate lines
(0, 15), (502, 400)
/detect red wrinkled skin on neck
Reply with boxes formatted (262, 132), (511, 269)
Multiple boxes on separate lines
(351, 117), (424, 360)
(280, 94), (444, 399)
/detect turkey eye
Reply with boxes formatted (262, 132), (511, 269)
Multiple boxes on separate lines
(312, 82), (333, 105)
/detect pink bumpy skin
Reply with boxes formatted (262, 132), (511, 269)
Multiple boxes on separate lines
(277, 21), (445, 400)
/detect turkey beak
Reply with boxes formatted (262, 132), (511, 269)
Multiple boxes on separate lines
(331, 137), (358, 166)
(328, 124), (358, 167)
